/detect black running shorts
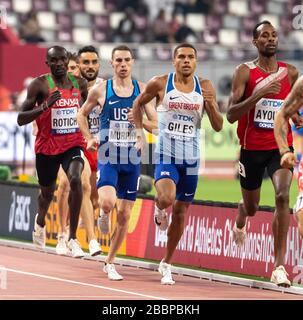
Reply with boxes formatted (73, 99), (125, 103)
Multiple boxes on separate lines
(36, 146), (84, 187)
(238, 147), (293, 190)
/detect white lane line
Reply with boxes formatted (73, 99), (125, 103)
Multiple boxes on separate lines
(5, 267), (167, 300)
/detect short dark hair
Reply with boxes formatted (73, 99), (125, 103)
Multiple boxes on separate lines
(78, 45), (99, 57)
(173, 43), (197, 58)
(253, 20), (272, 39)
(111, 45), (134, 59)
(68, 52), (79, 63)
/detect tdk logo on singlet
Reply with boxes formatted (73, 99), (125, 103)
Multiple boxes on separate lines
(261, 99), (283, 108)
(56, 109), (76, 116)
(172, 114), (194, 122)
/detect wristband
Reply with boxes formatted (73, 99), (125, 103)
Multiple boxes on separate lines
(280, 150), (292, 157)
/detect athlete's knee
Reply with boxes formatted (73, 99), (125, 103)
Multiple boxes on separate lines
(69, 174), (82, 190)
(157, 192), (174, 209)
(116, 210), (131, 226)
(241, 201), (258, 216)
(81, 179), (91, 195)
(275, 190), (289, 207)
(101, 199), (115, 213)
(58, 178), (70, 193)
(40, 190), (54, 203)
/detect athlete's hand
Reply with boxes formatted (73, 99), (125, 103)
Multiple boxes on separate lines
(280, 151), (296, 169)
(134, 130), (146, 152)
(47, 90), (61, 108)
(202, 88), (215, 110)
(258, 81), (281, 97)
(86, 137), (98, 152)
(127, 108), (134, 123)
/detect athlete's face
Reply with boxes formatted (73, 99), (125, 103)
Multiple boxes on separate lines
(111, 50), (134, 79)
(68, 60), (80, 77)
(253, 24), (278, 57)
(173, 47), (197, 77)
(79, 52), (100, 81)
(46, 47), (69, 78)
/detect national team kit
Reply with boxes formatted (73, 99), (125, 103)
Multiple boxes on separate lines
(237, 61), (294, 190)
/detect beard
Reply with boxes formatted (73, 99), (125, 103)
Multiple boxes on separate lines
(82, 70), (98, 81)
(262, 48), (277, 58)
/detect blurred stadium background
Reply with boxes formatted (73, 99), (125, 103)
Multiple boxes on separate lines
(0, 0), (303, 205)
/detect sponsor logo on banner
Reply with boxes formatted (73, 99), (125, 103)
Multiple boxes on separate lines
(8, 191), (31, 233)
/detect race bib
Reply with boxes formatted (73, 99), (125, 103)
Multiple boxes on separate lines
(165, 113), (196, 141)
(254, 98), (284, 130)
(108, 120), (136, 147)
(88, 106), (99, 136)
(51, 107), (79, 134)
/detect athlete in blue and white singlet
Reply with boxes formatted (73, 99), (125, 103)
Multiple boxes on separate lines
(97, 77), (141, 201)
(77, 46), (157, 280)
(155, 72), (204, 202)
(132, 44), (223, 285)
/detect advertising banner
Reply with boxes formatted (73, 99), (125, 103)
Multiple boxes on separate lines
(0, 112), (35, 162)
(1, 182), (302, 282)
(0, 182), (38, 240)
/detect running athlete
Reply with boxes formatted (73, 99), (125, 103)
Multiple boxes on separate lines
(132, 43), (223, 285)
(56, 47), (102, 257)
(274, 75), (303, 238)
(77, 45), (157, 280)
(226, 21), (300, 287)
(17, 46), (87, 256)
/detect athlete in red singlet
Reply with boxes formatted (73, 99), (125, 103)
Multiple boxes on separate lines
(227, 21), (300, 287)
(17, 46), (87, 257)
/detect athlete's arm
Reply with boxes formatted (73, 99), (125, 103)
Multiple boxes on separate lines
(77, 81), (105, 148)
(78, 77), (88, 105)
(226, 64), (281, 123)
(17, 78), (61, 126)
(274, 76), (303, 167)
(137, 82), (158, 134)
(200, 79), (223, 132)
(132, 76), (164, 132)
(286, 63), (303, 128)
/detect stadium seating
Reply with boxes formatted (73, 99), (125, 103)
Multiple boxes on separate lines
(1, 0), (302, 59)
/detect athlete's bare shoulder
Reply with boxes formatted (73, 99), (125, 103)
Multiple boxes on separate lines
(147, 74), (168, 90)
(285, 62), (299, 86)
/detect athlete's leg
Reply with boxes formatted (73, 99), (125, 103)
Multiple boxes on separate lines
(272, 168), (292, 268)
(37, 184), (57, 227)
(105, 199), (134, 264)
(79, 157), (95, 242)
(66, 159), (84, 240)
(237, 188), (261, 228)
(36, 154), (60, 227)
(163, 200), (190, 264)
(57, 167), (70, 234)
(155, 178), (176, 210)
(90, 170), (99, 210)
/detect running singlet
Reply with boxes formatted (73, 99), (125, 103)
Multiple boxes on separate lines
(237, 61), (293, 150)
(99, 78), (141, 163)
(35, 73), (85, 155)
(155, 72), (204, 161)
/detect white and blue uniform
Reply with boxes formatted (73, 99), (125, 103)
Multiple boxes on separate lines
(155, 72), (204, 202)
(97, 79), (141, 201)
